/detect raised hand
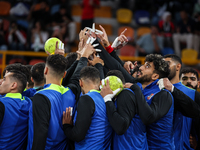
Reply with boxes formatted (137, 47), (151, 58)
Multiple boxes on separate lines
(79, 28), (89, 47)
(88, 53), (104, 66)
(100, 79), (121, 102)
(112, 28), (128, 50)
(81, 42), (96, 58)
(97, 25), (110, 47)
(76, 39), (84, 60)
(54, 41), (65, 56)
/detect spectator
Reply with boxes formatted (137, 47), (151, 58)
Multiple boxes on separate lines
(0, 19), (8, 50)
(81, 0), (100, 29)
(136, 25), (164, 56)
(158, 11), (175, 48)
(50, 0), (71, 16)
(173, 10), (195, 57)
(7, 21), (27, 50)
(31, 21), (49, 52)
(27, 0), (50, 25)
(193, 0), (200, 18)
(51, 5), (76, 51)
(193, 13), (200, 54)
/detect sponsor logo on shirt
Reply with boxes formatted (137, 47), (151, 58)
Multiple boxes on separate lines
(147, 93), (154, 100)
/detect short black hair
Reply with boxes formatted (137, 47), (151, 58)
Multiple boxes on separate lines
(31, 63), (46, 84)
(164, 54), (182, 65)
(106, 70), (125, 84)
(25, 65), (34, 88)
(146, 54), (170, 78)
(181, 67), (199, 80)
(46, 54), (68, 78)
(80, 66), (100, 83)
(3, 63), (30, 81)
(8, 70), (27, 93)
(65, 52), (77, 70)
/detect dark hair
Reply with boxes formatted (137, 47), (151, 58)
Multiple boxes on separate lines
(65, 52), (77, 70)
(146, 54), (170, 78)
(106, 70), (125, 84)
(31, 63), (46, 84)
(25, 65), (34, 88)
(80, 66), (100, 83)
(8, 70), (27, 93)
(3, 63), (30, 81)
(164, 54), (182, 65)
(181, 67), (199, 80)
(34, 20), (46, 31)
(46, 54), (67, 78)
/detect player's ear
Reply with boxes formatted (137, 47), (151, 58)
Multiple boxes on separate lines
(11, 82), (17, 90)
(44, 67), (48, 75)
(62, 71), (67, 78)
(79, 79), (83, 87)
(152, 73), (159, 81)
(176, 63), (181, 71)
(198, 81), (200, 89)
(31, 77), (34, 83)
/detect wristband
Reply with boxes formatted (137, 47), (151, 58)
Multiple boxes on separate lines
(103, 95), (112, 103)
(105, 45), (114, 53)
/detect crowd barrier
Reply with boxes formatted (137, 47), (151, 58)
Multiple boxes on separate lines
(0, 51), (199, 85)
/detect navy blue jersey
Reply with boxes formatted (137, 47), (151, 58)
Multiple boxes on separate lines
(173, 82), (195, 150)
(113, 88), (148, 150)
(27, 84), (76, 150)
(139, 80), (175, 149)
(0, 93), (31, 149)
(73, 90), (112, 150)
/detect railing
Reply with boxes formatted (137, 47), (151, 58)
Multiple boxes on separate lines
(0, 51), (48, 77)
(0, 51), (147, 75)
(0, 51), (199, 77)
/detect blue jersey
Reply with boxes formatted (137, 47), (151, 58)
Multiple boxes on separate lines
(139, 80), (175, 149)
(27, 84), (76, 150)
(73, 90), (112, 150)
(173, 82), (195, 150)
(22, 88), (37, 98)
(0, 93), (31, 149)
(113, 88), (148, 150)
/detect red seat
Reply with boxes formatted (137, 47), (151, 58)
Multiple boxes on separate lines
(9, 58), (27, 65)
(0, 1), (11, 16)
(119, 45), (136, 56)
(29, 59), (45, 65)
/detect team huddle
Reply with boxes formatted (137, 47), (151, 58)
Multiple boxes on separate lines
(0, 24), (200, 150)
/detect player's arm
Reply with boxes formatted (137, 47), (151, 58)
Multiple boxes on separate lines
(32, 94), (51, 150)
(195, 91), (200, 107)
(109, 48), (125, 67)
(67, 43), (95, 100)
(130, 84), (172, 125)
(62, 60), (79, 87)
(63, 95), (95, 142)
(172, 87), (200, 118)
(94, 63), (104, 80)
(0, 101), (5, 126)
(105, 89), (137, 135)
(98, 42), (135, 83)
(67, 57), (88, 100)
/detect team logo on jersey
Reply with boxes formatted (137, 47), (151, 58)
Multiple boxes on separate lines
(147, 93), (154, 100)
